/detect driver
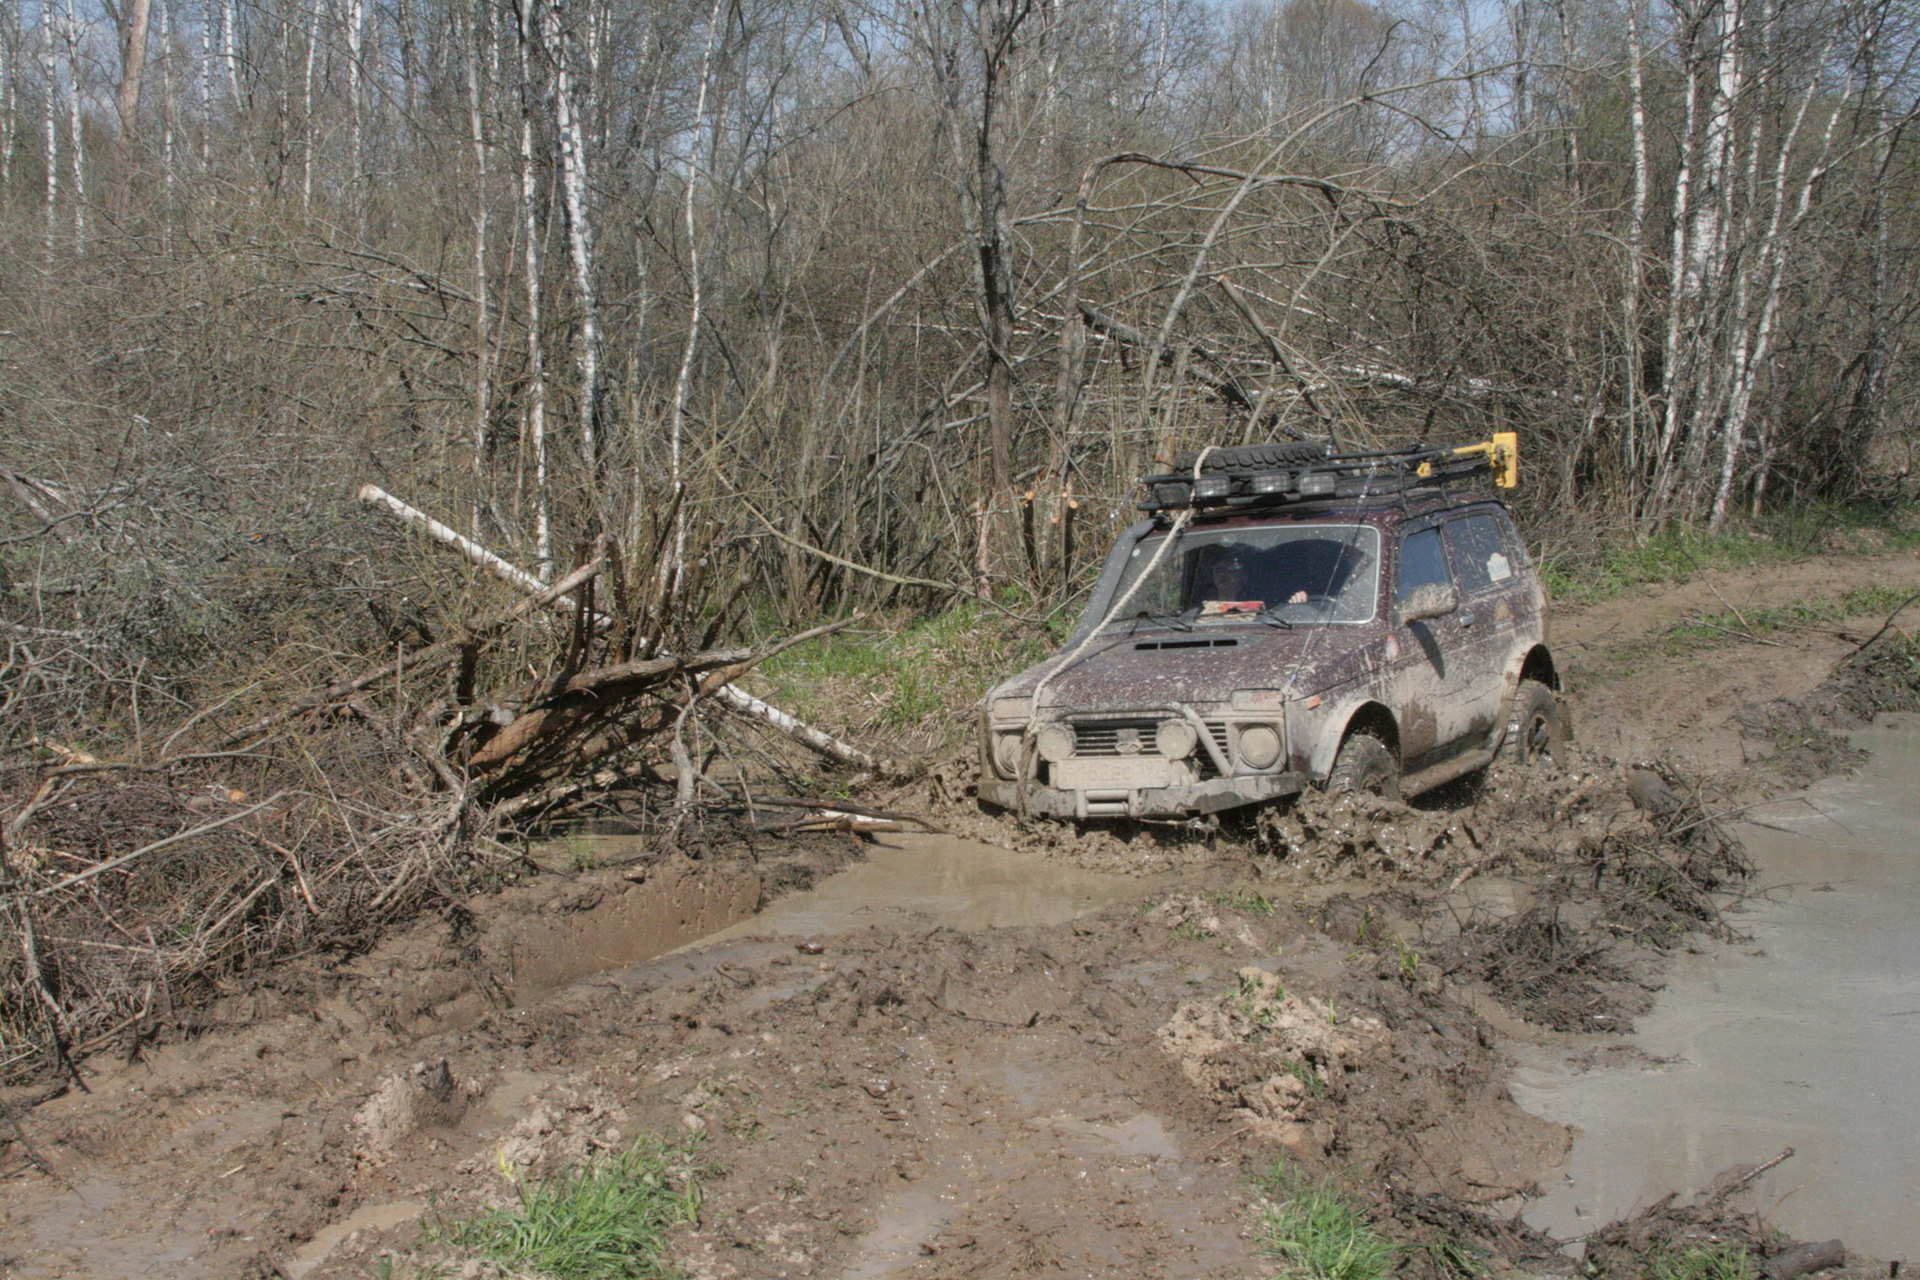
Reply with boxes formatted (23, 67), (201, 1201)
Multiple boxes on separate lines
(1200, 548), (1309, 607)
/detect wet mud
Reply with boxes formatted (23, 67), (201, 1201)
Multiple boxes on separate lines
(6, 552), (1920, 1278)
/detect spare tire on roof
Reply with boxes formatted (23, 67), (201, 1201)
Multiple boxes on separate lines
(1168, 441), (1332, 474)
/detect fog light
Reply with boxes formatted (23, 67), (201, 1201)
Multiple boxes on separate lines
(1154, 481), (1192, 506)
(1297, 473), (1336, 497)
(1036, 724), (1077, 762)
(1237, 723), (1283, 769)
(993, 732), (1024, 777)
(1192, 476), (1231, 500)
(1155, 719), (1198, 759)
(1251, 471), (1290, 494)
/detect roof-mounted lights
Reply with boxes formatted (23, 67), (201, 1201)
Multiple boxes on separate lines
(1192, 476), (1231, 500)
(1296, 473), (1336, 497)
(1251, 471), (1290, 495)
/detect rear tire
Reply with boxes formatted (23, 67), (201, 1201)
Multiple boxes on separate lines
(1496, 679), (1563, 765)
(1328, 732), (1401, 800)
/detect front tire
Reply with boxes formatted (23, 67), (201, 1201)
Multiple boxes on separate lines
(1328, 732), (1401, 800)
(1496, 679), (1563, 765)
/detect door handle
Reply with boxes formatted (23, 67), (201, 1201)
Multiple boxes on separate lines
(1458, 611), (1476, 628)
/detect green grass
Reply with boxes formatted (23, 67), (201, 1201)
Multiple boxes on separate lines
(1647, 1244), (1758, 1280)
(1210, 887), (1278, 916)
(445, 1137), (702, 1279)
(1251, 1166), (1397, 1280)
(753, 602), (1063, 738)
(1538, 502), (1920, 605)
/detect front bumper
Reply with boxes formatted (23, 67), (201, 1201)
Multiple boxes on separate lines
(978, 771), (1307, 819)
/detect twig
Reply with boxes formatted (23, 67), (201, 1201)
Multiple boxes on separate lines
(29, 792), (296, 899)
(1850, 589), (1920, 654)
(1704, 1146), (1794, 1205)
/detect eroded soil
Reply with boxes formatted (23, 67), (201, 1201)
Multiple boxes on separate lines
(3, 551), (1916, 1280)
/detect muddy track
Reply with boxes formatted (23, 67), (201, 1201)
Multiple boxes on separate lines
(2, 552), (1915, 1280)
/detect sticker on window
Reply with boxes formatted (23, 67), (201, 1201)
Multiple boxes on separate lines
(1486, 552), (1512, 582)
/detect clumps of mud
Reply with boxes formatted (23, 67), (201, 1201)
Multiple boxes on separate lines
(1247, 754), (1753, 1034)
(353, 1059), (479, 1165)
(1159, 967), (1388, 1151)
(1741, 634), (1920, 784)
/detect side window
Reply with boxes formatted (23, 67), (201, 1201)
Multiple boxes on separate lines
(1444, 515), (1514, 596)
(1396, 527), (1450, 602)
(1491, 507), (1533, 568)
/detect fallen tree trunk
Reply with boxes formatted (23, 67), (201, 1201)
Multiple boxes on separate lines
(221, 557), (609, 747)
(355, 486), (898, 779)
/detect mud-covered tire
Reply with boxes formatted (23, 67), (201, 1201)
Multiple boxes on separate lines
(1169, 441), (1331, 474)
(1496, 679), (1563, 765)
(1328, 732), (1401, 800)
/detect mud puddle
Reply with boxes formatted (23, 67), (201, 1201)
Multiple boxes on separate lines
(1515, 718), (1920, 1259)
(694, 831), (1159, 943)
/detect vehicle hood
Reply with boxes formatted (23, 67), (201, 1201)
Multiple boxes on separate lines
(986, 624), (1373, 714)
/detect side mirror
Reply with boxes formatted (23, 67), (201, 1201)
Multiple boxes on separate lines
(1397, 581), (1458, 626)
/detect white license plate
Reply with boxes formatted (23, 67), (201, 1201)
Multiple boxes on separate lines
(1054, 757), (1173, 791)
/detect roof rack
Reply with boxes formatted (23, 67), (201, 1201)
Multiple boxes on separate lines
(1138, 433), (1517, 514)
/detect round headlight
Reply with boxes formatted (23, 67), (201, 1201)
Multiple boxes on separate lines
(1036, 724), (1077, 762)
(992, 732), (1024, 777)
(1155, 719), (1198, 759)
(1237, 723), (1283, 770)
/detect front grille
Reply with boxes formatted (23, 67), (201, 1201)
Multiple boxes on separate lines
(1071, 718), (1162, 757)
(1065, 715), (1232, 779)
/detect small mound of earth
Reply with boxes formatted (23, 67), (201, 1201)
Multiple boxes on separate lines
(1159, 966), (1389, 1150)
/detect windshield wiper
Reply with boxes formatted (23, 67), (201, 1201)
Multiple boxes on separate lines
(1253, 606), (1294, 629)
(1125, 608), (1193, 633)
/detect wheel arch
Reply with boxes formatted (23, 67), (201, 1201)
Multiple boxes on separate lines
(1515, 644), (1559, 692)
(1311, 699), (1400, 777)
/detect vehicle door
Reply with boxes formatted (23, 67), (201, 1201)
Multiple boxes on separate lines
(1388, 521), (1473, 771)
(1440, 510), (1523, 748)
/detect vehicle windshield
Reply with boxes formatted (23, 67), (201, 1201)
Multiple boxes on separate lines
(1105, 523), (1381, 628)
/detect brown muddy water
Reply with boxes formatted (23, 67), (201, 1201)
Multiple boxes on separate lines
(694, 831), (1159, 942)
(1514, 719), (1920, 1260)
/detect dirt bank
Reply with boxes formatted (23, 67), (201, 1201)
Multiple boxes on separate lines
(3, 551), (1915, 1279)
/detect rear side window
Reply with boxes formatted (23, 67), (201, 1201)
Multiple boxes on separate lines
(1396, 527), (1450, 601)
(1444, 515), (1514, 596)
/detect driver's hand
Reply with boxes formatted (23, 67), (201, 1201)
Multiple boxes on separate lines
(1289, 590), (1309, 604)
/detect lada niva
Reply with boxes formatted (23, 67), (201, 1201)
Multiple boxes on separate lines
(978, 437), (1565, 819)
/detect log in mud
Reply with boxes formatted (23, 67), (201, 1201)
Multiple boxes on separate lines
(4, 553), (1917, 1279)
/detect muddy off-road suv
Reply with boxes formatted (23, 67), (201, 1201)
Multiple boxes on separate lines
(978, 436), (1565, 819)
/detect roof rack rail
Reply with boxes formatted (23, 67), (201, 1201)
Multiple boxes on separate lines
(1139, 433), (1517, 514)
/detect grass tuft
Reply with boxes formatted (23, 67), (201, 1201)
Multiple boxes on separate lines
(446, 1136), (702, 1279)
(1647, 1244), (1758, 1280)
(1251, 1160), (1396, 1280)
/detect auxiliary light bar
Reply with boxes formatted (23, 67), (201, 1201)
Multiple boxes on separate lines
(1138, 433), (1518, 514)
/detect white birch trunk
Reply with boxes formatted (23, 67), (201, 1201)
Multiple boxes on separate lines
(466, 0), (491, 529)
(1623, 0), (1651, 493)
(301, 0), (317, 211)
(222, 0), (237, 102)
(1651, 7), (1703, 522)
(346, 0), (365, 193)
(158, 0), (172, 217)
(2, 3), (16, 195)
(42, 5), (57, 255)
(61, 0), (84, 243)
(197, 0), (209, 169)
(514, 2), (551, 580)
(545, 0), (603, 473)
(667, 0), (726, 573)
(1710, 47), (1846, 527)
